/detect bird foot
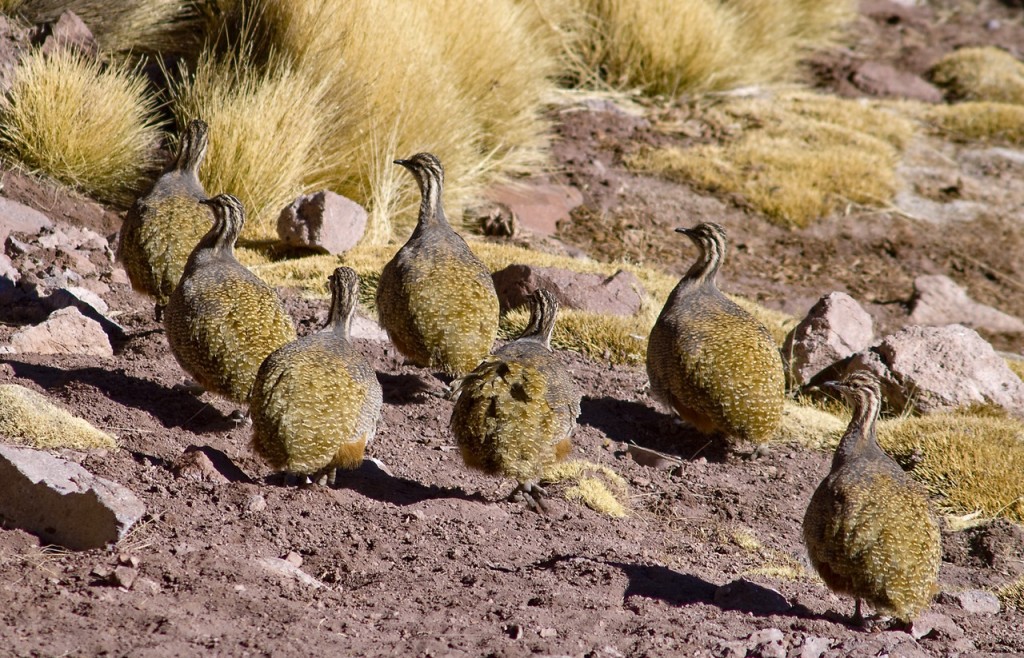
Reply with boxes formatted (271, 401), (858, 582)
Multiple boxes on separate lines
(313, 468), (339, 488)
(509, 482), (549, 513)
(173, 380), (206, 396)
(267, 472), (310, 487)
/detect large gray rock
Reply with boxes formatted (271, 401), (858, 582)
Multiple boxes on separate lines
(277, 190), (367, 255)
(0, 196), (52, 245)
(847, 324), (1024, 416)
(492, 264), (644, 316)
(9, 306), (113, 357)
(783, 292), (874, 387)
(909, 274), (1024, 335)
(485, 181), (583, 237)
(0, 444), (145, 550)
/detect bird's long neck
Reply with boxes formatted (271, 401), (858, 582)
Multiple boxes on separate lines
(683, 239), (723, 290)
(519, 294), (557, 349)
(327, 285), (355, 340)
(413, 169), (449, 233)
(196, 211), (239, 260)
(172, 124), (208, 180)
(832, 387), (885, 468)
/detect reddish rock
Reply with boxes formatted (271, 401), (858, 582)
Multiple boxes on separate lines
(851, 61), (943, 102)
(491, 264), (644, 316)
(0, 196), (53, 245)
(783, 292), (874, 387)
(909, 274), (1024, 335)
(485, 181), (583, 237)
(9, 306), (113, 357)
(39, 11), (98, 57)
(846, 324), (1024, 416)
(277, 190), (367, 255)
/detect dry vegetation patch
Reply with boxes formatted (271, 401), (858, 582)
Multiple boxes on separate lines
(0, 384), (117, 450)
(929, 46), (1024, 105)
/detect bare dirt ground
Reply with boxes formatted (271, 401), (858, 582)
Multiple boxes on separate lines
(2, 1), (1024, 656)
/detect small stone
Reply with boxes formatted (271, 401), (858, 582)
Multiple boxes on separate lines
(714, 579), (791, 615)
(132, 577), (161, 595)
(538, 627), (558, 638)
(947, 589), (1000, 615)
(245, 494), (267, 513)
(485, 180), (583, 237)
(783, 292), (874, 387)
(277, 190), (367, 255)
(797, 636), (832, 658)
(504, 624), (523, 640)
(0, 253), (18, 287)
(747, 628), (786, 658)
(349, 313), (389, 342)
(256, 557), (323, 589)
(9, 306), (113, 357)
(173, 447), (230, 484)
(492, 264), (645, 316)
(0, 444), (145, 550)
(112, 565), (137, 589)
(283, 551), (303, 568)
(626, 444), (681, 470)
(909, 274), (1024, 335)
(117, 554), (139, 568)
(911, 611), (963, 640)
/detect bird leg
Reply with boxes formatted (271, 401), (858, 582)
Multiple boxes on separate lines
(852, 598), (864, 627)
(509, 481), (549, 513)
(154, 303), (165, 323)
(313, 467), (339, 488)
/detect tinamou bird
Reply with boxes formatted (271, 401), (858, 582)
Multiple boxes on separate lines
(375, 152), (499, 377)
(250, 267), (383, 486)
(163, 194), (296, 406)
(646, 222), (784, 445)
(118, 118), (213, 321)
(803, 371), (941, 627)
(449, 289), (580, 511)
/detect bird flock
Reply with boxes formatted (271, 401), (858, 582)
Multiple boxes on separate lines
(117, 120), (942, 628)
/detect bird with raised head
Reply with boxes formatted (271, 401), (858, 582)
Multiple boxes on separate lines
(450, 289), (579, 511)
(118, 118), (213, 321)
(250, 267), (382, 486)
(646, 222), (784, 446)
(375, 152), (499, 377)
(163, 194), (296, 406)
(803, 371), (941, 627)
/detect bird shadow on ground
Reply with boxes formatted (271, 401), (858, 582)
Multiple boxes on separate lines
(3, 358), (240, 433)
(377, 372), (450, 405)
(265, 459), (488, 507)
(579, 396), (730, 462)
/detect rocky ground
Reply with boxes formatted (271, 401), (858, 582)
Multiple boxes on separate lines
(2, 1), (1024, 656)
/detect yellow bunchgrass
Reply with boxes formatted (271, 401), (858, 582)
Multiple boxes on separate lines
(1006, 358), (1024, 382)
(921, 102), (1024, 145)
(998, 577), (1024, 612)
(167, 46), (339, 237)
(547, 0), (854, 95)
(16, 0), (205, 57)
(630, 91), (915, 227)
(188, 0), (559, 242)
(0, 384), (117, 450)
(0, 47), (162, 204)
(929, 47), (1024, 105)
(544, 459), (629, 517)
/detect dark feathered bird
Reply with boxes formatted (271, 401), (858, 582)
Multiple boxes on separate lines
(250, 267), (382, 486)
(450, 289), (579, 511)
(803, 371), (941, 625)
(163, 194), (296, 405)
(646, 222), (784, 444)
(375, 152), (499, 376)
(118, 118), (213, 320)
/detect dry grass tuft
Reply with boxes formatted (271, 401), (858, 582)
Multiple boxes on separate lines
(774, 398), (848, 449)
(0, 384), (118, 450)
(544, 459), (628, 517)
(1006, 358), (1024, 382)
(630, 91), (914, 226)
(17, 0), (206, 57)
(167, 47), (338, 237)
(998, 577), (1024, 612)
(202, 0), (560, 242)
(921, 102), (1024, 145)
(546, 0), (855, 95)
(929, 47), (1024, 105)
(877, 410), (1024, 523)
(0, 47), (162, 204)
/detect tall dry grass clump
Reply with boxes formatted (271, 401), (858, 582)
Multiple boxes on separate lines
(167, 47), (339, 238)
(0, 47), (162, 204)
(546, 0), (855, 95)
(174, 0), (560, 242)
(16, 0), (206, 57)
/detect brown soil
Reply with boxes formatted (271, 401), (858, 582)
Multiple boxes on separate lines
(2, 1), (1024, 656)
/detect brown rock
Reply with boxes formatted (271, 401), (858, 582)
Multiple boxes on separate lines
(783, 292), (874, 387)
(0, 196), (53, 245)
(277, 190), (367, 255)
(909, 274), (1024, 335)
(491, 264), (644, 316)
(9, 306), (113, 357)
(485, 181), (583, 237)
(851, 61), (943, 102)
(39, 11), (98, 58)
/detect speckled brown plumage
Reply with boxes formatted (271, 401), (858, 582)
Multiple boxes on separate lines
(803, 371), (941, 625)
(250, 267), (382, 485)
(163, 194), (296, 405)
(118, 119), (213, 318)
(450, 289), (579, 510)
(646, 223), (784, 443)
(376, 152), (499, 376)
